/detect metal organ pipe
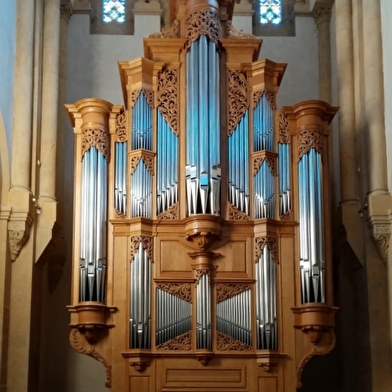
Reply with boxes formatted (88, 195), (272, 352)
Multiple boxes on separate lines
(278, 142), (291, 216)
(216, 289), (251, 346)
(228, 112), (250, 214)
(299, 148), (325, 303)
(255, 243), (278, 350)
(186, 36), (221, 216)
(156, 111), (178, 215)
(79, 147), (107, 303)
(129, 242), (152, 349)
(114, 141), (127, 215)
(196, 273), (212, 349)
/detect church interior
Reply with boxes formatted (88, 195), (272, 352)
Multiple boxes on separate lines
(0, 1), (392, 391)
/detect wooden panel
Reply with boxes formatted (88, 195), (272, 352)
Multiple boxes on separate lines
(130, 376), (150, 392)
(164, 367), (246, 389)
(215, 240), (249, 275)
(159, 240), (191, 274)
(258, 377), (278, 391)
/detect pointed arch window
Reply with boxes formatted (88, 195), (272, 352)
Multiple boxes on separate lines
(103, 0), (126, 23)
(260, 0), (282, 24)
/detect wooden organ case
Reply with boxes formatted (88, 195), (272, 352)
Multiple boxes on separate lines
(66, 1), (338, 391)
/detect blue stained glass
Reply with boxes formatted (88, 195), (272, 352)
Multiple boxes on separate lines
(260, 0), (282, 24)
(103, 0), (125, 23)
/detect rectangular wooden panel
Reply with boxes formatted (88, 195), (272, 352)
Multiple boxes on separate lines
(258, 377), (278, 391)
(130, 376), (150, 392)
(215, 240), (249, 274)
(159, 240), (191, 274)
(163, 367), (246, 389)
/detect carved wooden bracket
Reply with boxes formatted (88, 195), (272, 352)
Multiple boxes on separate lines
(70, 328), (112, 388)
(196, 352), (214, 366)
(256, 351), (286, 373)
(292, 304), (338, 388)
(68, 302), (117, 344)
(185, 215), (222, 250)
(123, 353), (153, 373)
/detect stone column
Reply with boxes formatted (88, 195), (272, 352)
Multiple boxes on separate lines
(11, 0), (35, 191)
(313, 0), (333, 103)
(363, 0), (387, 196)
(39, 0), (61, 202)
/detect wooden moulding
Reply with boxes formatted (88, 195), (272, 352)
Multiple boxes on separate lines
(68, 302), (117, 344)
(256, 350), (287, 373)
(184, 214), (223, 250)
(291, 303), (338, 344)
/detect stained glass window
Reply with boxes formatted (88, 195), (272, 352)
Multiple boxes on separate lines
(103, 0), (125, 23)
(260, 0), (282, 24)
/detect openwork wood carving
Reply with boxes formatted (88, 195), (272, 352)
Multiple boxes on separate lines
(228, 69), (249, 135)
(70, 328), (112, 388)
(298, 128), (323, 162)
(280, 210), (293, 221)
(253, 90), (276, 110)
(216, 283), (252, 303)
(185, 9), (221, 50)
(216, 331), (252, 351)
(157, 202), (179, 220)
(226, 20), (255, 39)
(194, 267), (213, 284)
(253, 154), (276, 176)
(150, 19), (180, 38)
(131, 89), (154, 109)
(296, 329), (336, 389)
(279, 112), (290, 144)
(158, 68), (179, 135)
(156, 283), (192, 303)
(130, 155), (154, 175)
(228, 203), (250, 220)
(129, 236), (153, 262)
(255, 236), (278, 263)
(115, 109), (127, 142)
(81, 128), (109, 161)
(156, 331), (192, 351)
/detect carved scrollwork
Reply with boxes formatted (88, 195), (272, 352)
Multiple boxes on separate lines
(158, 68), (179, 135)
(280, 210), (293, 221)
(131, 89), (154, 109)
(150, 19), (180, 38)
(298, 128), (323, 162)
(115, 209), (126, 219)
(253, 90), (275, 110)
(156, 283), (192, 303)
(81, 128), (109, 161)
(129, 236), (153, 262)
(368, 222), (391, 265)
(70, 328), (112, 388)
(115, 109), (127, 142)
(130, 155), (154, 175)
(194, 267), (214, 284)
(157, 202), (179, 220)
(228, 69), (248, 135)
(296, 329), (336, 389)
(216, 283), (252, 303)
(185, 9), (221, 50)
(253, 155), (276, 176)
(278, 112), (290, 144)
(216, 331), (252, 351)
(156, 331), (192, 351)
(228, 203), (250, 220)
(130, 361), (150, 372)
(255, 236), (278, 263)
(226, 20), (256, 39)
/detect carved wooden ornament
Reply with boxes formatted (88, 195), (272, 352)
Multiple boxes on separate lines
(158, 68), (179, 135)
(255, 236), (278, 263)
(228, 69), (249, 135)
(129, 236), (154, 262)
(81, 128), (109, 161)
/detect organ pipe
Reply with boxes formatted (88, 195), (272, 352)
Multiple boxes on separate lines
(196, 273), (212, 349)
(129, 242), (152, 349)
(186, 36), (221, 216)
(298, 148), (325, 303)
(80, 147), (107, 302)
(255, 242), (278, 350)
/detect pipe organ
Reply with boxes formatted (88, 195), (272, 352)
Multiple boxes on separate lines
(66, 1), (338, 391)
